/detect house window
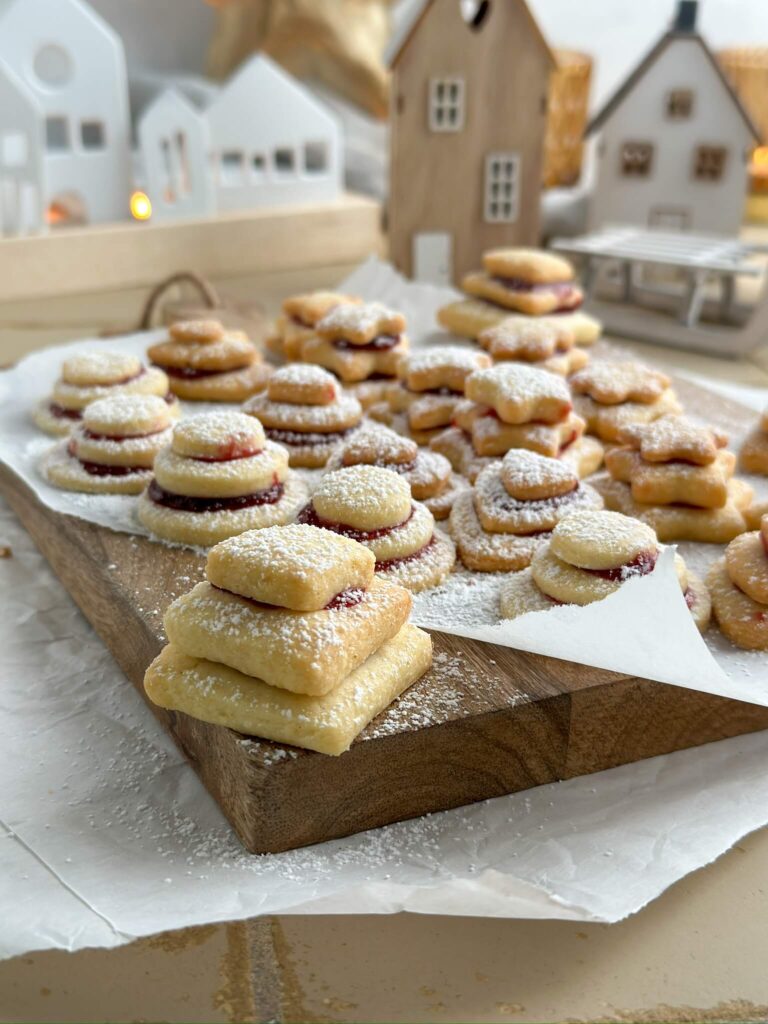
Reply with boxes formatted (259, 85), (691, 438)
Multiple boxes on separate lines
(80, 120), (105, 150)
(33, 44), (73, 87)
(304, 141), (328, 174)
(666, 89), (694, 119)
(620, 141), (653, 177)
(484, 152), (520, 224)
(252, 154), (266, 178)
(1, 132), (28, 168)
(220, 150), (245, 186)
(429, 78), (465, 132)
(693, 145), (728, 181)
(45, 116), (69, 151)
(176, 132), (191, 195)
(274, 147), (295, 174)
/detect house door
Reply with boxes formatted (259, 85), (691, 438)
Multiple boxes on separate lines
(649, 206), (691, 230)
(413, 231), (452, 285)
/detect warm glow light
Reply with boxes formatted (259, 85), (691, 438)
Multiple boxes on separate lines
(130, 191), (152, 221)
(753, 146), (768, 168)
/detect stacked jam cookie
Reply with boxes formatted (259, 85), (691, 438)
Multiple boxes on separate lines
(297, 465), (456, 592)
(571, 361), (681, 443)
(43, 394), (177, 495)
(267, 291), (360, 360)
(144, 524), (433, 755)
(326, 424), (469, 520)
(476, 317), (589, 376)
(432, 362), (603, 484)
(34, 351), (175, 436)
(708, 514), (768, 650)
(499, 510), (711, 631)
(369, 346), (491, 445)
(147, 319), (271, 402)
(436, 248), (601, 346)
(450, 449), (603, 571)
(597, 418), (752, 543)
(243, 364), (362, 467)
(138, 411), (307, 546)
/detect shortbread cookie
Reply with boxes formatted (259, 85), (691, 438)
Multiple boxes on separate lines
(144, 625), (432, 756)
(34, 350), (175, 437)
(740, 409), (768, 475)
(400, 346), (491, 394)
(316, 301), (406, 347)
(326, 423), (467, 519)
(244, 365), (363, 468)
(596, 475), (752, 544)
(708, 519), (768, 649)
(478, 318), (588, 375)
(605, 447), (736, 509)
(572, 362), (671, 406)
(137, 411), (307, 546)
(470, 409), (585, 458)
(148, 319), (270, 402)
(465, 364), (572, 426)
(745, 499), (768, 531)
(41, 394), (176, 495)
(437, 299), (602, 346)
(268, 291), (361, 359)
(297, 465), (456, 591)
(500, 510), (710, 630)
(299, 333), (408, 383)
(621, 418), (727, 466)
(462, 248), (582, 316)
(449, 450), (603, 572)
(345, 379), (392, 410)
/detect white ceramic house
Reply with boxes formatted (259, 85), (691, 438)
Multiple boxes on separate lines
(205, 54), (342, 213)
(586, 1), (759, 236)
(137, 88), (215, 221)
(0, 62), (46, 236)
(0, 0), (131, 226)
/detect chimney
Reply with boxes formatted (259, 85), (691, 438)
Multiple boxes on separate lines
(674, 0), (698, 32)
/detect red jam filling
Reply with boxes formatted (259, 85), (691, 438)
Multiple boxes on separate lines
(583, 549), (658, 582)
(491, 278), (583, 311)
(147, 477), (283, 513)
(402, 382), (462, 398)
(332, 334), (401, 352)
(50, 402), (82, 421)
(156, 364), (245, 380)
(290, 314), (314, 328)
(558, 430), (580, 456)
(83, 426), (167, 443)
(212, 583), (366, 611)
(684, 587), (695, 610)
(296, 501), (414, 541)
(265, 426), (354, 447)
(761, 530), (768, 559)
(191, 441), (263, 463)
(375, 535), (436, 572)
(67, 439), (147, 476)
(163, 391), (176, 405)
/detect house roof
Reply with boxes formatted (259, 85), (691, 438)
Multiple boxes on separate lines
(586, 30), (760, 141)
(387, 0), (555, 69)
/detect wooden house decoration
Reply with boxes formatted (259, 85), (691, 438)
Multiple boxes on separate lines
(0, 62), (46, 236)
(387, 0), (555, 286)
(586, 0), (759, 236)
(137, 89), (215, 222)
(0, 0), (131, 228)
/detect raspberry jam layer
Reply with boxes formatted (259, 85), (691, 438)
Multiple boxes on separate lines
(191, 442), (264, 463)
(50, 403), (83, 421)
(156, 364), (248, 380)
(332, 334), (401, 352)
(83, 426), (167, 443)
(583, 549), (658, 582)
(148, 478), (283, 513)
(491, 278), (583, 311)
(266, 426), (354, 447)
(67, 439), (147, 476)
(403, 383), (462, 398)
(297, 501), (413, 541)
(375, 535), (436, 572)
(212, 583), (366, 611)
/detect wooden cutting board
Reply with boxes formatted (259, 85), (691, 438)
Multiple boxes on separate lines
(3, 376), (768, 855)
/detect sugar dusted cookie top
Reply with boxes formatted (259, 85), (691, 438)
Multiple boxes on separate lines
(399, 345), (491, 393)
(549, 510), (658, 571)
(206, 523), (375, 611)
(481, 248), (574, 283)
(500, 449), (578, 501)
(267, 364), (339, 406)
(62, 351), (142, 387)
(282, 291), (360, 327)
(571, 361), (670, 406)
(313, 464), (412, 531)
(619, 416), (727, 466)
(169, 319), (226, 345)
(172, 411), (266, 460)
(479, 319), (573, 362)
(317, 301), (406, 344)
(465, 363), (572, 425)
(340, 424), (418, 467)
(82, 393), (173, 437)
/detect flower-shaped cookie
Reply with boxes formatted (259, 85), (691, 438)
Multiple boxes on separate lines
(33, 350), (176, 437)
(597, 416), (752, 543)
(462, 248), (583, 316)
(500, 509), (711, 631)
(740, 406), (768, 475)
(325, 423), (470, 520)
(144, 523), (432, 755)
(450, 449), (603, 572)
(243, 364), (363, 467)
(297, 464), (455, 592)
(267, 291), (361, 360)
(299, 301), (409, 383)
(147, 319), (271, 402)
(477, 317), (588, 376)
(137, 411), (307, 546)
(42, 393), (177, 495)
(571, 361), (682, 442)
(707, 514), (768, 650)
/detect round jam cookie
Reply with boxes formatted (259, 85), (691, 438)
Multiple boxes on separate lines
(169, 320), (226, 344)
(707, 555), (768, 651)
(173, 412), (265, 461)
(266, 364), (339, 406)
(42, 442), (155, 495)
(725, 530), (768, 605)
(154, 441), (287, 500)
(374, 525), (455, 594)
(449, 489), (544, 572)
(82, 393), (175, 438)
(245, 388), (362, 434)
(313, 465), (412, 531)
(464, 363), (572, 426)
(549, 510), (658, 571)
(473, 463), (602, 536)
(148, 333), (256, 373)
(163, 360), (271, 404)
(338, 424), (418, 468)
(62, 351), (143, 387)
(530, 544), (680, 607)
(500, 449), (579, 501)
